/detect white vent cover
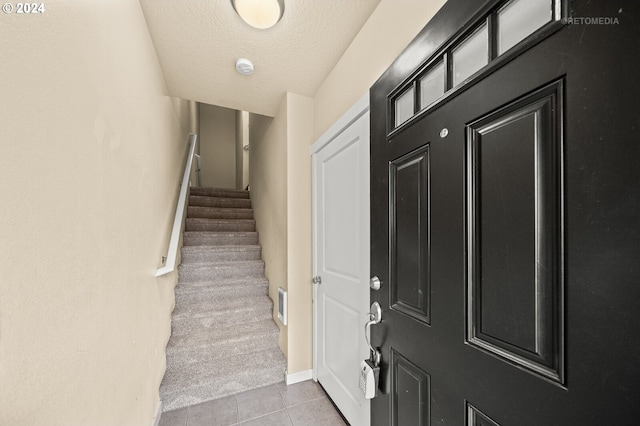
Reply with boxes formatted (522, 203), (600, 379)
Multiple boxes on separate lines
(278, 287), (287, 325)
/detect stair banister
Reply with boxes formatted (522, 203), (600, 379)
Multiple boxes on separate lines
(156, 133), (198, 277)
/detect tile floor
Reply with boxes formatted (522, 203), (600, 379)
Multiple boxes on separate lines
(159, 380), (348, 426)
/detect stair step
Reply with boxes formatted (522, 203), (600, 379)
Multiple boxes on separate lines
(170, 296), (273, 335)
(171, 294), (272, 321)
(187, 206), (254, 220)
(160, 347), (286, 412)
(178, 260), (265, 282)
(174, 279), (268, 305)
(189, 195), (251, 209)
(182, 231), (259, 246)
(166, 320), (279, 353)
(181, 245), (261, 264)
(161, 184), (283, 413)
(190, 187), (250, 199)
(166, 322), (280, 366)
(185, 218), (256, 232)
(161, 346), (284, 393)
(174, 277), (269, 295)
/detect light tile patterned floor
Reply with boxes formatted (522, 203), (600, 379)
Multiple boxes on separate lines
(159, 380), (348, 426)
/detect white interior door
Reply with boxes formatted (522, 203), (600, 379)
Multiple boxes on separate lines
(312, 98), (370, 426)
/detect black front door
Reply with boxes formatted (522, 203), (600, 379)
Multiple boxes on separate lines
(370, 0), (640, 424)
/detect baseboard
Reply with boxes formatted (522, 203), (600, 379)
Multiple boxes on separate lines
(151, 398), (162, 426)
(285, 369), (314, 385)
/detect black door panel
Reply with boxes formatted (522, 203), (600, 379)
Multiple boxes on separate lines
(370, 1), (640, 424)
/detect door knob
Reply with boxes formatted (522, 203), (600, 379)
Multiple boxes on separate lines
(370, 276), (381, 291)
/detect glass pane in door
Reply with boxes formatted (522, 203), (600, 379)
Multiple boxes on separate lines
(395, 87), (415, 127)
(498, 0), (553, 55)
(419, 61), (445, 110)
(452, 23), (489, 86)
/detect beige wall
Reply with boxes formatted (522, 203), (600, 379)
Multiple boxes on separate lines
(0, 1), (192, 425)
(249, 101), (289, 354)
(199, 104), (236, 189)
(284, 93), (314, 373)
(190, 101), (200, 140)
(313, 0), (447, 139)
(249, 93), (313, 374)
(189, 101), (200, 187)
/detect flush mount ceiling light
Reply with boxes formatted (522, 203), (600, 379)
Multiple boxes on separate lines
(231, 0), (284, 29)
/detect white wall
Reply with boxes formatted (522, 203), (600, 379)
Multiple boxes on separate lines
(0, 1), (193, 425)
(199, 103), (237, 189)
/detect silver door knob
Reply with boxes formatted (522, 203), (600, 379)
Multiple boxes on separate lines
(370, 276), (381, 291)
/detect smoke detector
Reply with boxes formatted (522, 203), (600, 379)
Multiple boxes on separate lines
(236, 58), (254, 76)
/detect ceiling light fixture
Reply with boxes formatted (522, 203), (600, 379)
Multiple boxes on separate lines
(231, 0), (284, 29)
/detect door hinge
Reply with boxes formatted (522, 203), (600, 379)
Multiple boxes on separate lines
(312, 275), (322, 285)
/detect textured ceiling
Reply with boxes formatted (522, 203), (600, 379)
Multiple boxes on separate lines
(139, 0), (382, 116)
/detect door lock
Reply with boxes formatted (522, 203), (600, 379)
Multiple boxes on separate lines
(370, 276), (381, 291)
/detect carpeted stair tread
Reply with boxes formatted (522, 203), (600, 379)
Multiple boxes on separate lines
(175, 282), (268, 305)
(182, 231), (259, 247)
(165, 325), (280, 366)
(185, 218), (256, 232)
(166, 323), (279, 355)
(174, 277), (269, 294)
(190, 186), (250, 199)
(187, 206), (254, 220)
(167, 320), (279, 352)
(161, 347), (285, 396)
(161, 354), (285, 412)
(178, 260), (265, 282)
(170, 299), (274, 335)
(181, 245), (261, 264)
(189, 195), (251, 209)
(171, 294), (272, 320)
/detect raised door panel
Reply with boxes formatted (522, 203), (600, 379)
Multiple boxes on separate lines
(466, 81), (564, 383)
(466, 403), (500, 426)
(323, 295), (361, 406)
(389, 145), (431, 324)
(323, 141), (361, 281)
(391, 349), (431, 426)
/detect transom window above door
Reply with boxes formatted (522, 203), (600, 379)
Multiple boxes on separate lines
(391, 0), (562, 134)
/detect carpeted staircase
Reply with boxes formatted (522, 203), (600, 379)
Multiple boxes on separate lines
(160, 186), (286, 412)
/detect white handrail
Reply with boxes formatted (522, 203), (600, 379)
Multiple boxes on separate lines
(156, 133), (198, 277)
